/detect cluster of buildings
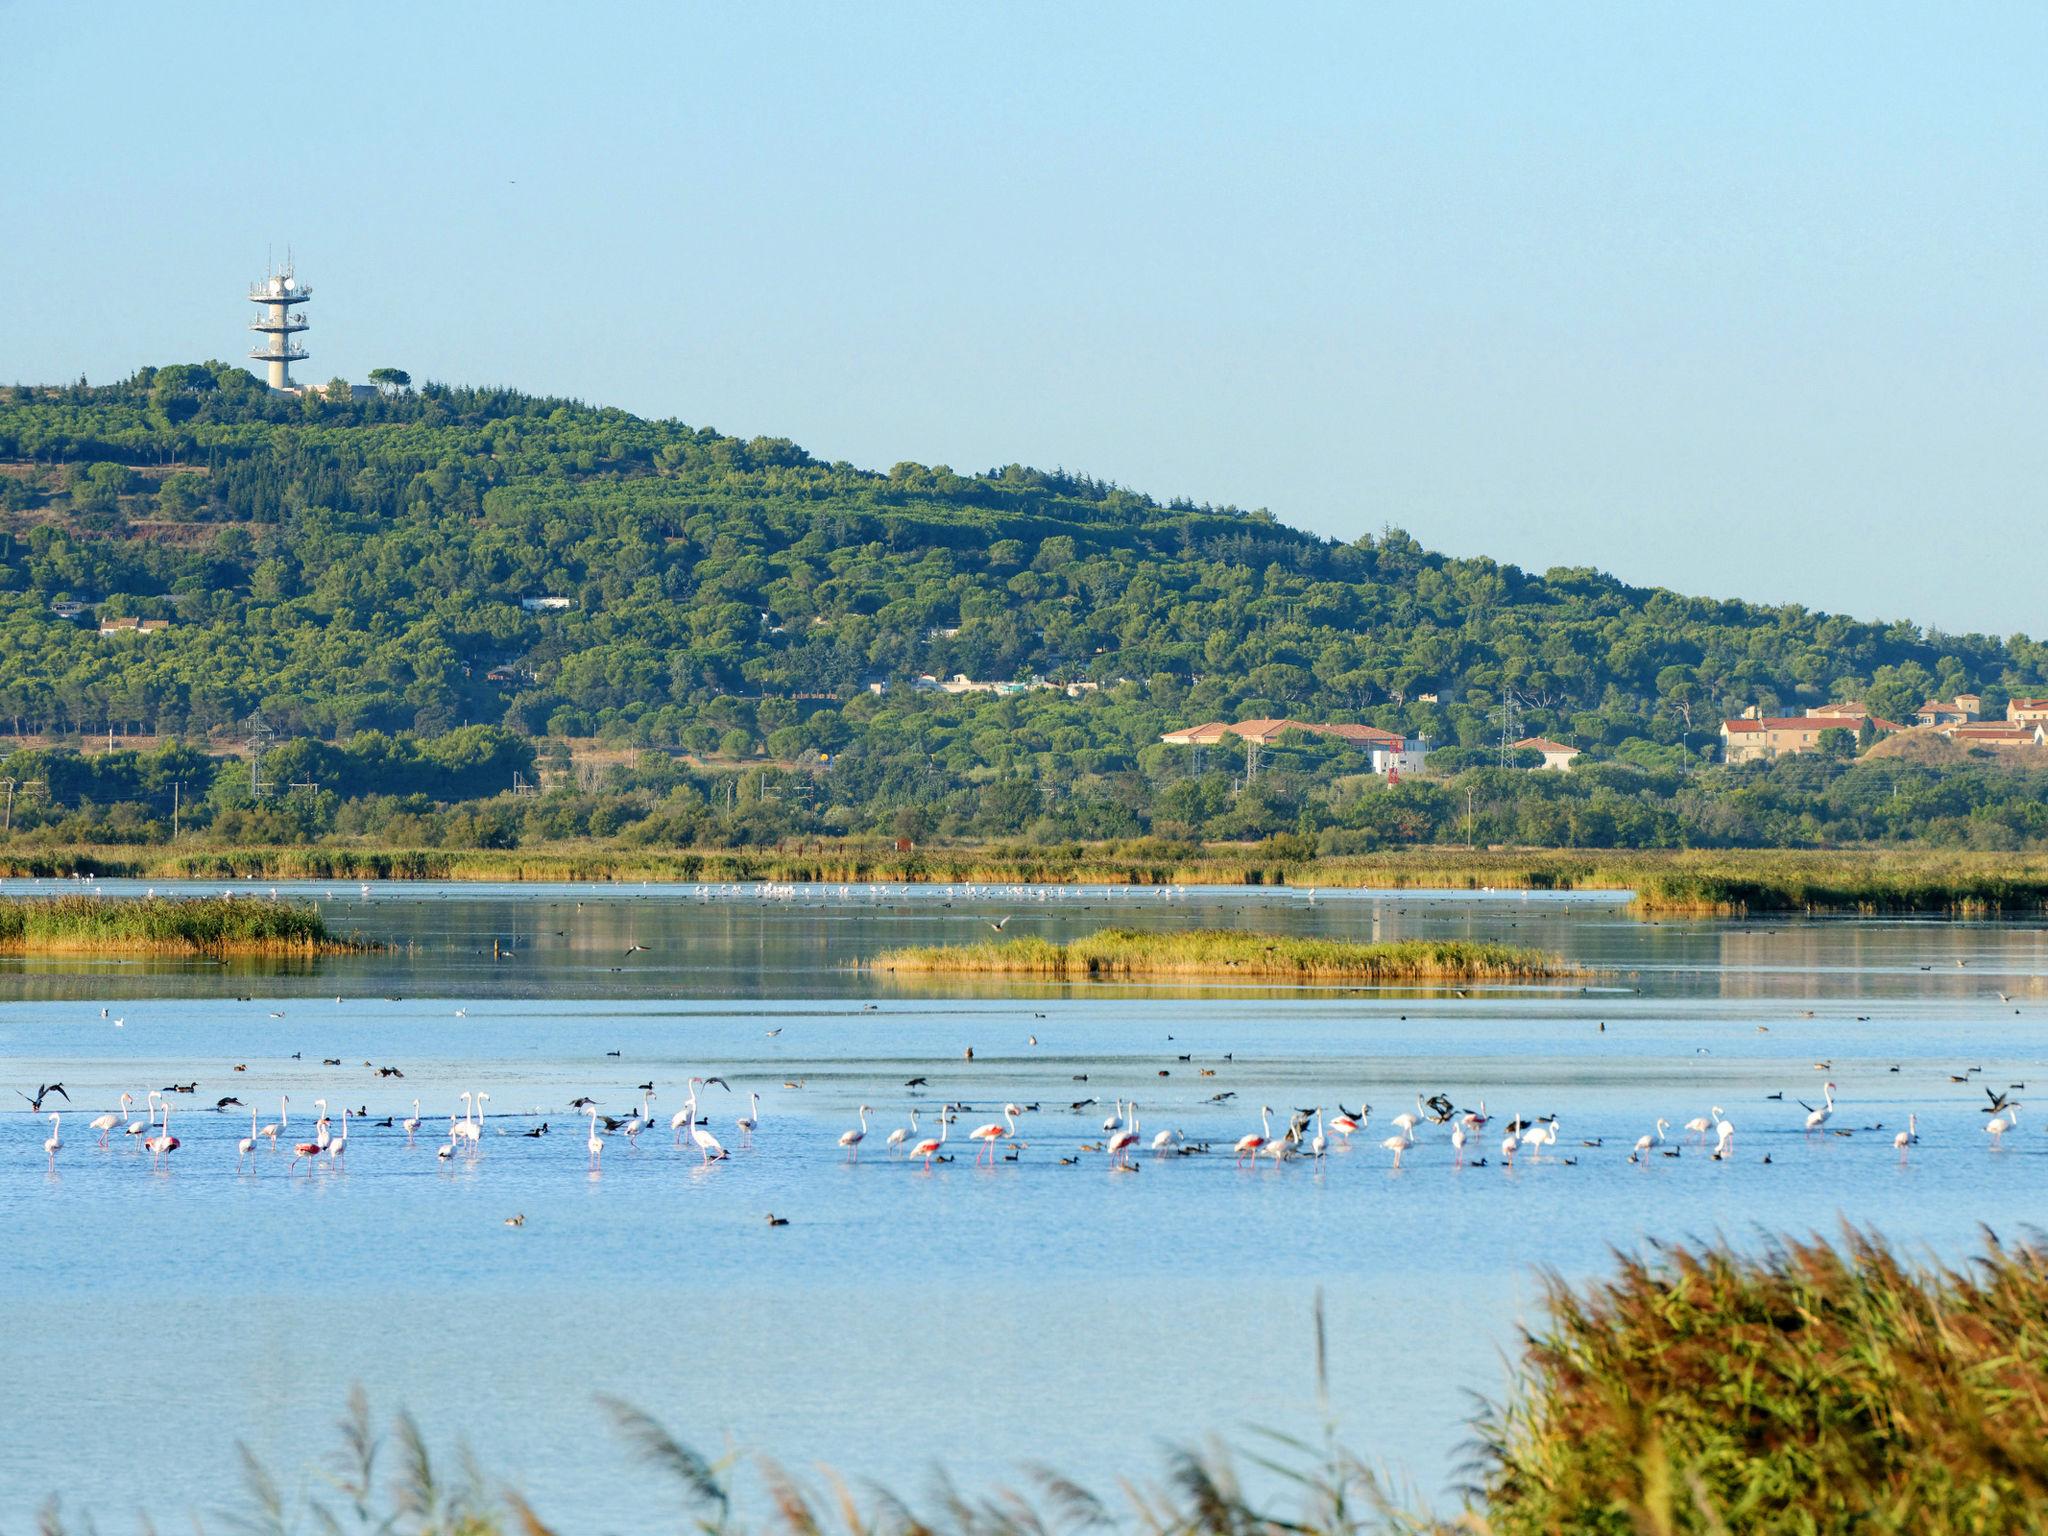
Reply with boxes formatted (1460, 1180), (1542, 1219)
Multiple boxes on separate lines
(900, 674), (1102, 699)
(1720, 694), (2048, 763)
(1161, 718), (1428, 775)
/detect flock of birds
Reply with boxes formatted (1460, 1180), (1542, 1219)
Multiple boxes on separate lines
(25, 1062), (2030, 1179)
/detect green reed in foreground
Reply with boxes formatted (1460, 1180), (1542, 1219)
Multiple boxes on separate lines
(37, 1230), (2048, 1536)
(874, 929), (1573, 980)
(0, 893), (357, 953)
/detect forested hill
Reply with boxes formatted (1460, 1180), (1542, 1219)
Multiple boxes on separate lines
(0, 363), (2040, 768)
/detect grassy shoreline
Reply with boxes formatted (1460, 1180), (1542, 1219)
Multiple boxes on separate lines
(2, 842), (2046, 914)
(875, 928), (1575, 980)
(0, 894), (365, 955)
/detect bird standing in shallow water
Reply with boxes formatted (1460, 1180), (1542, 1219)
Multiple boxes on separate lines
(839, 1105), (871, 1159)
(89, 1094), (131, 1147)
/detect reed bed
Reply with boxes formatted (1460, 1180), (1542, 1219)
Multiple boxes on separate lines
(1475, 1227), (2048, 1535)
(0, 894), (360, 954)
(42, 1231), (2048, 1536)
(5, 843), (2048, 916)
(874, 928), (1574, 980)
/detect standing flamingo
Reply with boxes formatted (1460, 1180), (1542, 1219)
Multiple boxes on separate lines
(259, 1094), (288, 1145)
(687, 1086), (726, 1163)
(327, 1108), (350, 1163)
(1234, 1105), (1274, 1164)
(1804, 1083), (1837, 1133)
(586, 1106), (604, 1169)
(887, 1108), (919, 1153)
(1893, 1114), (1918, 1154)
(1632, 1118), (1669, 1161)
(1714, 1117), (1737, 1159)
(1391, 1095), (1427, 1135)
(1101, 1098), (1125, 1134)
(146, 1109), (179, 1167)
(1460, 1100), (1490, 1130)
(1380, 1125), (1414, 1167)
(1328, 1106), (1363, 1140)
(971, 1106), (1018, 1163)
(1310, 1109), (1328, 1159)
(1105, 1104), (1138, 1165)
(907, 1105), (950, 1167)
(127, 1090), (160, 1141)
(1985, 1103), (2020, 1144)
(1449, 1122), (1466, 1163)
(43, 1113), (61, 1167)
(402, 1099), (422, 1143)
(736, 1092), (760, 1142)
(435, 1117), (458, 1162)
(237, 1107), (258, 1165)
(88, 1093), (131, 1147)
(312, 1099), (331, 1151)
(839, 1105), (871, 1159)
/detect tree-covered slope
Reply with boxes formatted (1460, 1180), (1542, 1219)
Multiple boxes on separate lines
(3, 363), (2038, 761)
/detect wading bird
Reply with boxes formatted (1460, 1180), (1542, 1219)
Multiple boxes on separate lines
(1234, 1106), (1274, 1164)
(89, 1093), (132, 1147)
(839, 1104), (871, 1159)
(887, 1108), (918, 1153)
(908, 1105), (950, 1168)
(1803, 1083), (1838, 1133)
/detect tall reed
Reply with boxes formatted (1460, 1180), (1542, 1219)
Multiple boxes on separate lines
(0, 894), (357, 953)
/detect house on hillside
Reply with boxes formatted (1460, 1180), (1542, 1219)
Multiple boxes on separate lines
(1514, 736), (1580, 771)
(1943, 722), (2047, 750)
(520, 596), (572, 614)
(98, 616), (169, 635)
(1160, 718), (1427, 774)
(1915, 695), (1981, 727)
(1720, 713), (1899, 764)
(2008, 698), (2048, 726)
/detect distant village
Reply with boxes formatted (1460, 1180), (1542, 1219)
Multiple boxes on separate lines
(1155, 693), (2047, 781)
(1719, 694), (2047, 762)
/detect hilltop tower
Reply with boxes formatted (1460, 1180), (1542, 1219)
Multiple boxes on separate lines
(248, 259), (311, 390)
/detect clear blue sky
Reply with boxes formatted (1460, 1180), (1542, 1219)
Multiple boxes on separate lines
(6, 2), (2044, 638)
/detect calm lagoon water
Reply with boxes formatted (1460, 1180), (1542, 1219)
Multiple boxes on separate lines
(3, 878), (2046, 1528)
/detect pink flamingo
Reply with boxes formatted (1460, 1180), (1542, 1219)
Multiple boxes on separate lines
(839, 1105), (871, 1159)
(43, 1113), (62, 1167)
(89, 1094), (131, 1147)
(1106, 1102), (1139, 1165)
(586, 1106), (604, 1169)
(145, 1109), (179, 1167)
(1234, 1105), (1273, 1164)
(908, 1104), (950, 1168)
(969, 1106), (1016, 1163)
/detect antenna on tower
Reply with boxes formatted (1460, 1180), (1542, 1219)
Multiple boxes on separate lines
(248, 252), (311, 390)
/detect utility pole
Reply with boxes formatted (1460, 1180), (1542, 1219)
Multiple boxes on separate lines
(171, 780), (182, 841)
(1466, 785), (1476, 848)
